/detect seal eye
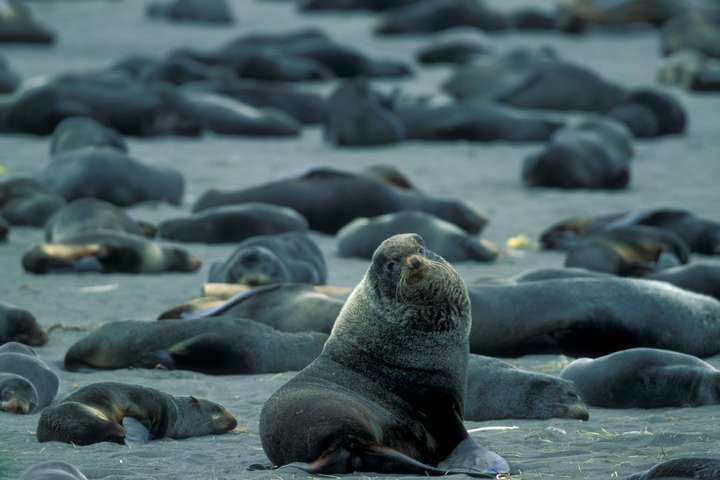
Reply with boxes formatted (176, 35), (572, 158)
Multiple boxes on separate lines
(418, 247), (425, 256)
(384, 261), (396, 274)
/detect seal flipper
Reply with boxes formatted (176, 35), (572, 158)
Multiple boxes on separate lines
(122, 417), (151, 445)
(438, 437), (511, 477)
(181, 284), (282, 320)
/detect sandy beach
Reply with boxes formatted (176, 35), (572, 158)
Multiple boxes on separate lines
(1, 1), (720, 478)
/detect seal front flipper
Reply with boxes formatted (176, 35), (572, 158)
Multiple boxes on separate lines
(438, 437), (511, 478)
(122, 417), (151, 445)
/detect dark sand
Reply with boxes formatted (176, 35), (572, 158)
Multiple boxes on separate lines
(1, 1), (720, 479)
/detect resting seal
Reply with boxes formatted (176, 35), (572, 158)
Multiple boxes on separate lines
(208, 232), (326, 285)
(23, 231), (201, 274)
(159, 204), (308, 244)
(623, 458), (720, 480)
(49, 116), (127, 155)
(0, 178), (66, 227)
(560, 348), (720, 408)
(0, 350), (58, 413)
(338, 211), (497, 262)
(194, 168), (487, 234)
(0, 303), (47, 346)
(259, 234), (509, 476)
(37, 382), (237, 445)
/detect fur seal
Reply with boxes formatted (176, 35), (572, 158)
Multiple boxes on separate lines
(0, 341), (38, 356)
(0, 178), (66, 227)
(623, 458), (720, 480)
(564, 225), (690, 276)
(22, 231), (201, 274)
(50, 117), (127, 155)
(560, 348), (720, 408)
(159, 204), (308, 244)
(259, 234), (510, 476)
(0, 350), (58, 413)
(416, 39), (491, 65)
(193, 167), (488, 234)
(658, 50), (720, 92)
(523, 118), (633, 189)
(37, 382), (237, 445)
(465, 355), (588, 421)
(337, 211), (498, 262)
(44, 198), (155, 242)
(540, 209), (720, 255)
(0, 303), (47, 346)
(146, 0), (235, 25)
(40, 147), (184, 207)
(208, 232), (326, 285)
(467, 277), (720, 358)
(20, 462), (89, 480)
(0, 0), (55, 44)
(376, 0), (508, 35)
(65, 317), (327, 375)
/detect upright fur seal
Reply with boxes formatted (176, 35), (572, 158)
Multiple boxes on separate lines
(37, 382), (237, 445)
(159, 204), (308, 244)
(338, 211), (498, 262)
(208, 232), (327, 285)
(23, 231), (201, 274)
(0, 303), (47, 346)
(623, 458), (720, 480)
(0, 350), (58, 413)
(193, 168), (487, 234)
(560, 348), (720, 408)
(259, 234), (510, 476)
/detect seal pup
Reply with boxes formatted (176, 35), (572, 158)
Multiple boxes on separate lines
(259, 234), (510, 476)
(50, 116), (127, 155)
(37, 382), (237, 445)
(65, 317), (327, 375)
(146, 0), (235, 25)
(44, 198), (155, 242)
(416, 39), (491, 65)
(21, 461), (89, 480)
(560, 348), (720, 409)
(40, 147), (185, 207)
(193, 167), (488, 234)
(0, 178), (66, 227)
(623, 458), (720, 480)
(159, 203), (308, 244)
(22, 231), (201, 274)
(0, 303), (47, 346)
(208, 232), (326, 285)
(338, 211), (498, 262)
(465, 355), (588, 421)
(0, 350), (58, 413)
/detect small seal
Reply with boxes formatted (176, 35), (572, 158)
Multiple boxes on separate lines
(623, 458), (720, 480)
(37, 382), (237, 445)
(0, 349), (58, 413)
(560, 348), (720, 408)
(0, 303), (47, 346)
(259, 233), (509, 476)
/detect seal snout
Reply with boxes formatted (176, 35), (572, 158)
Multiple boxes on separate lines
(405, 254), (425, 271)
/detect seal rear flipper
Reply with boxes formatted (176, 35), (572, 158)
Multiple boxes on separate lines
(122, 417), (151, 445)
(437, 437), (511, 478)
(273, 443), (501, 478)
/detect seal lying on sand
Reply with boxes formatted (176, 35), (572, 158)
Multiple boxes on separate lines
(21, 461), (89, 480)
(0, 178), (66, 227)
(561, 348), (720, 409)
(338, 211), (497, 262)
(564, 225), (690, 276)
(0, 303), (47, 346)
(623, 458), (720, 480)
(0, 0), (56, 44)
(159, 204), (308, 244)
(193, 168), (487, 234)
(146, 0), (235, 25)
(259, 234), (510, 476)
(540, 209), (720, 255)
(65, 317), (327, 375)
(50, 116), (127, 155)
(208, 232), (326, 285)
(23, 231), (201, 274)
(467, 278), (720, 358)
(0, 348), (58, 413)
(37, 382), (237, 445)
(44, 198), (155, 242)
